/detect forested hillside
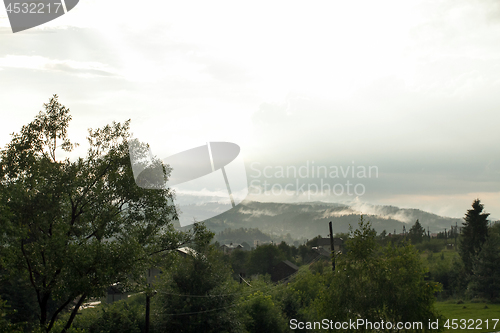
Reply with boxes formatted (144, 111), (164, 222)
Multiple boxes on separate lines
(187, 201), (464, 240)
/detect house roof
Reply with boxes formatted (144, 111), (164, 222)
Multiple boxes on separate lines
(271, 260), (299, 282)
(107, 283), (124, 295)
(312, 246), (331, 257)
(221, 243), (243, 249)
(281, 260), (299, 271)
(176, 247), (198, 257)
(317, 238), (343, 246)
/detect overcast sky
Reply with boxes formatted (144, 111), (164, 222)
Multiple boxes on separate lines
(1, 0), (500, 219)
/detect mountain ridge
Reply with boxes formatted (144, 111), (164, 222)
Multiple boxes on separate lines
(178, 200), (466, 241)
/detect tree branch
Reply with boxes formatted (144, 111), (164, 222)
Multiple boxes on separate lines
(46, 294), (75, 332)
(21, 239), (41, 308)
(61, 293), (87, 333)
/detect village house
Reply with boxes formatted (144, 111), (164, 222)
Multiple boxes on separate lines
(271, 260), (299, 283)
(315, 237), (343, 253)
(220, 242), (243, 254)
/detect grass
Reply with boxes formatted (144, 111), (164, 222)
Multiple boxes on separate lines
(420, 247), (500, 332)
(435, 301), (500, 333)
(420, 248), (459, 268)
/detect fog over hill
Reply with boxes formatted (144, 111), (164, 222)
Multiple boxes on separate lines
(178, 200), (464, 241)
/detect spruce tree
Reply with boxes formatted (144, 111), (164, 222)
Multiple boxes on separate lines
(459, 199), (489, 276)
(469, 228), (500, 301)
(409, 219), (425, 244)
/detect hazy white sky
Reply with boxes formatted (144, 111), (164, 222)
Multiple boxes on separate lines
(1, 0), (500, 219)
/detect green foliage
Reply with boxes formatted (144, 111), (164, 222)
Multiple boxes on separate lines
(297, 244), (316, 264)
(409, 219), (426, 244)
(239, 291), (287, 333)
(191, 221), (216, 253)
(421, 250), (461, 299)
(468, 229), (500, 302)
(229, 249), (250, 280)
(0, 95), (190, 332)
(345, 215), (377, 260)
(448, 256), (468, 297)
(312, 216), (444, 332)
(247, 244), (284, 276)
(152, 223), (242, 333)
(49, 295), (148, 333)
(0, 271), (41, 331)
(227, 239), (301, 282)
(308, 259), (330, 275)
(0, 297), (23, 333)
(273, 268), (325, 328)
(277, 241), (294, 262)
(446, 217), (500, 300)
(65, 298), (144, 333)
(459, 199), (489, 276)
(415, 238), (447, 253)
(434, 301), (500, 333)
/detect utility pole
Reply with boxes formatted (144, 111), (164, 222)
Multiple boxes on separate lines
(329, 221), (335, 272)
(145, 268), (152, 333)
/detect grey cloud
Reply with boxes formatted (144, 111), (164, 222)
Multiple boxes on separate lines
(252, 102), (289, 126)
(199, 57), (251, 83)
(44, 63), (117, 77)
(480, 0), (500, 23)
(0, 28), (116, 65)
(0, 26), (57, 34)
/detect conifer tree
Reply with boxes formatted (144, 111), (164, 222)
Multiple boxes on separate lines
(459, 199), (489, 276)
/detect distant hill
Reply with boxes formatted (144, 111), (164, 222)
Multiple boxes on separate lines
(178, 201), (464, 241)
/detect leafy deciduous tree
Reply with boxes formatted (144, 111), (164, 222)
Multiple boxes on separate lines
(239, 291), (287, 333)
(247, 244), (283, 276)
(312, 217), (443, 332)
(0, 95), (190, 332)
(152, 223), (242, 333)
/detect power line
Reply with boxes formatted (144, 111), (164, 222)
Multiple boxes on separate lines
(156, 256), (324, 316)
(157, 254), (322, 299)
